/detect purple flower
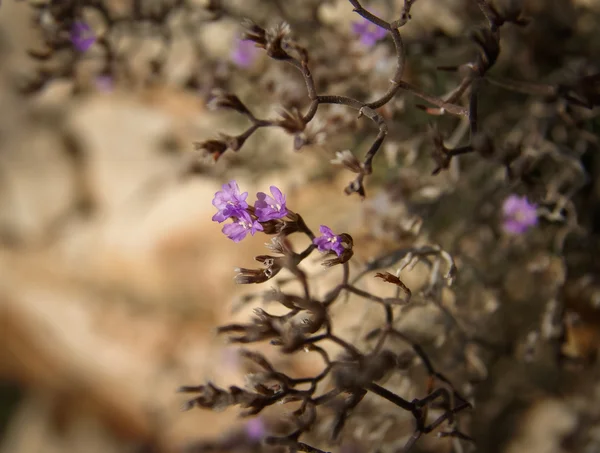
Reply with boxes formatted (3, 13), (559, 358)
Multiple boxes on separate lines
(231, 39), (260, 68)
(352, 18), (387, 47)
(254, 186), (288, 222)
(212, 180), (249, 223)
(95, 75), (113, 92)
(70, 21), (96, 52)
(502, 194), (538, 235)
(222, 211), (264, 242)
(313, 225), (344, 257)
(245, 417), (266, 441)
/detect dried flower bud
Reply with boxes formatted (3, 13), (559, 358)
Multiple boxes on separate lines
(266, 23), (292, 60)
(259, 219), (284, 235)
(275, 325), (308, 353)
(271, 222), (296, 236)
(276, 107), (306, 134)
(220, 133), (246, 151)
(344, 177), (366, 197)
(207, 89), (251, 116)
(194, 139), (228, 161)
(322, 247), (354, 268)
(262, 289), (299, 310)
(331, 150), (363, 174)
(179, 382), (233, 411)
(241, 19), (267, 48)
(234, 268), (271, 285)
(264, 236), (292, 255)
(218, 309), (280, 343)
(294, 120), (326, 151)
(179, 381), (271, 415)
(338, 233), (354, 248)
(234, 256), (282, 284)
(374, 272), (411, 300)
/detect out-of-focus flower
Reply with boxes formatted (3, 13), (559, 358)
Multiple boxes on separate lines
(502, 194), (538, 234)
(212, 180), (249, 223)
(207, 89), (251, 115)
(194, 138), (229, 162)
(255, 186), (288, 221)
(313, 225), (345, 256)
(70, 21), (96, 52)
(245, 417), (266, 441)
(331, 150), (363, 173)
(352, 18), (387, 47)
(95, 75), (113, 92)
(222, 211), (264, 242)
(231, 39), (260, 68)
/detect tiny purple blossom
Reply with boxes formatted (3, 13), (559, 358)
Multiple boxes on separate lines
(70, 21), (96, 52)
(95, 75), (113, 92)
(502, 194), (538, 235)
(313, 225), (345, 257)
(352, 18), (387, 47)
(245, 417), (266, 441)
(231, 39), (260, 68)
(254, 186), (288, 222)
(212, 180), (249, 223)
(222, 211), (264, 242)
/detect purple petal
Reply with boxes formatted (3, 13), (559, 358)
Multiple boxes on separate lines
(360, 34), (377, 47)
(95, 75), (113, 92)
(254, 186), (288, 222)
(212, 180), (249, 223)
(249, 218), (264, 235)
(318, 225), (334, 238)
(71, 21), (96, 52)
(212, 210), (229, 223)
(269, 186), (286, 205)
(502, 194), (524, 216)
(313, 225), (344, 256)
(231, 40), (259, 68)
(352, 21), (369, 35)
(503, 219), (528, 235)
(313, 236), (331, 252)
(352, 18), (386, 47)
(223, 222), (248, 242)
(245, 418), (266, 440)
(501, 194), (538, 234)
(331, 242), (345, 257)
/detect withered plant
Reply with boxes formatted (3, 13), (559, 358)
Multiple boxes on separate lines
(19, 0), (600, 452)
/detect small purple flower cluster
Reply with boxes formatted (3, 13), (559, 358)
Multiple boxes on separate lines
(70, 21), (96, 52)
(244, 417), (266, 441)
(212, 181), (287, 243)
(231, 39), (260, 68)
(313, 225), (344, 256)
(502, 194), (538, 235)
(351, 18), (387, 47)
(212, 180), (345, 257)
